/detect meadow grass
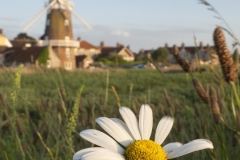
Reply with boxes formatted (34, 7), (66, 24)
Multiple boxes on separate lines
(0, 66), (239, 160)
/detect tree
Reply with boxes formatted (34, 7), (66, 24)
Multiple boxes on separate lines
(14, 32), (36, 41)
(37, 47), (49, 65)
(151, 47), (169, 63)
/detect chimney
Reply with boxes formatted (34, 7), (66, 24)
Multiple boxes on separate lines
(164, 43), (168, 49)
(0, 29), (2, 34)
(77, 37), (81, 41)
(199, 41), (203, 50)
(100, 41), (104, 48)
(127, 45), (130, 49)
(181, 42), (185, 49)
(116, 42), (120, 48)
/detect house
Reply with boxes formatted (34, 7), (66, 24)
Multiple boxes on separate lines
(75, 55), (93, 69)
(100, 42), (135, 61)
(76, 38), (101, 59)
(136, 49), (153, 61)
(0, 29), (12, 64)
(165, 42), (218, 65)
(10, 39), (37, 48)
(0, 29), (12, 50)
(1, 46), (61, 68)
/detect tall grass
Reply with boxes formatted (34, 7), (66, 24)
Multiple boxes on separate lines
(0, 66), (239, 159)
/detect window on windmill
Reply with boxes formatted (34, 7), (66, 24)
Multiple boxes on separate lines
(65, 48), (70, 58)
(65, 36), (70, 41)
(65, 62), (72, 70)
(64, 19), (69, 26)
(74, 48), (78, 53)
(47, 19), (50, 25)
(47, 60), (51, 68)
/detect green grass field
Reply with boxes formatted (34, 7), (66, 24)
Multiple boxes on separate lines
(0, 67), (239, 160)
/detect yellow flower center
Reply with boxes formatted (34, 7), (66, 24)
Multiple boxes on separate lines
(125, 140), (167, 160)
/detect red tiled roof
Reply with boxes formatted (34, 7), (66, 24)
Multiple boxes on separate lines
(2, 47), (46, 63)
(80, 41), (99, 50)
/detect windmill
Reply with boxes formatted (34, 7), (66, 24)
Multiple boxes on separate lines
(24, 0), (92, 70)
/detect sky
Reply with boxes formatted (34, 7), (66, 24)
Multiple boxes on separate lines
(0, 0), (240, 52)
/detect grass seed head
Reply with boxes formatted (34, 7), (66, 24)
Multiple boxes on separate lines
(173, 44), (191, 72)
(213, 27), (237, 83)
(209, 87), (221, 124)
(192, 78), (210, 104)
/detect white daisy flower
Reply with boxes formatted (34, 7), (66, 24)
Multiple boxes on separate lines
(73, 104), (213, 160)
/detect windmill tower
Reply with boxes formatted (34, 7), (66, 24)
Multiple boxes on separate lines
(24, 0), (92, 70)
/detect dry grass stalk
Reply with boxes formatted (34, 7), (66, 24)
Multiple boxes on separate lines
(237, 111), (240, 131)
(99, 95), (103, 105)
(41, 98), (50, 111)
(163, 89), (174, 109)
(35, 101), (41, 113)
(21, 142), (28, 152)
(194, 105), (201, 117)
(59, 89), (66, 104)
(158, 103), (165, 116)
(174, 100), (182, 109)
(2, 110), (10, 130)
(0, 94), (7, 109)
(78, 98), (83, 118)
(213, 27), (237, 83)
(16, 116), (24, 135)
(33, 122), (49, 145)
(192, 78), (210, 104)
(174, 100), (182, 114)
(57, 103), (65, 115)
(200, 118), (206, 134)
(177, 114), (181, 132)
(87, 100), (93, 124)
(173, 44), (191, 72)
(232, 132), (238, 147)
(209, 87), (221, 124)
(212, 75), (221, 86)
(195, 128), (200, 139)
(217, 89), (223, 113)
(205, 84), (210, 97)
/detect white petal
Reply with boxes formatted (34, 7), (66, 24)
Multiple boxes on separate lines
(167, 139), (214, 159)
(163, 142), (182, 154)
(96, 117), (133, 147)
(110, 118), (134, 139)
(154, 116), (174, 145)
(73, 147), (107, 160)
(139, 104), (153, 140)
(82, 150), (125, 160)
(80, 129), (125, 155)
(119, 107), (141, 140)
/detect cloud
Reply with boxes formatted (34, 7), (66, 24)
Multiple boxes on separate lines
(111, 30), (130, 37)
